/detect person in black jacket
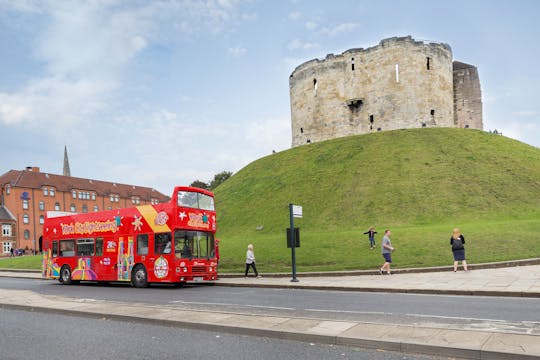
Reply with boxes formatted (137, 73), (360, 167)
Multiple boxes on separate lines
(450, 228), (469, 272)
(363, 227), (377, 250)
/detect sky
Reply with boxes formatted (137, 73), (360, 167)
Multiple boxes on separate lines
(1, 0), (539, 195)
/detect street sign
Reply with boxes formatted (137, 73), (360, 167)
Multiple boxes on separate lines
(292, 205), (302, 218)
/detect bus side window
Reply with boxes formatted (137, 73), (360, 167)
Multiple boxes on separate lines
(137, 234), (148, 255)
(76, 238), (94, 256)
(154, 233), (171, 255)
(95, 237), (103, 256)
(59, 240), (75, 257)
(52, 241), (58, 257)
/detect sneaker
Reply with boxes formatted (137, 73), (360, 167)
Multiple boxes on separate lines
(387, 272), (392, 275)
(378, 268), (383, 275)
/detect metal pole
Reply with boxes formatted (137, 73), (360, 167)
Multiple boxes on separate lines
(289, 204), (299, 282)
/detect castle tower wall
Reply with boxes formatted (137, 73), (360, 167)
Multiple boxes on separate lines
(453, 61), (483, 130)
(289, 36), (459, 147)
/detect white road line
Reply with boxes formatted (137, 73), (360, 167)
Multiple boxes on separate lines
(169, 300), (295, 311)
(404, 313), (540, 324)
(305, 309), (390, 315)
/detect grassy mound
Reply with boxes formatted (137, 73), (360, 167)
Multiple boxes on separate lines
(215, 128), (540, 273)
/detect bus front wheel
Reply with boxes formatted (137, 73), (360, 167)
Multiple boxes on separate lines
(60, 265), (73, 285)
(132, 265), (148, 288)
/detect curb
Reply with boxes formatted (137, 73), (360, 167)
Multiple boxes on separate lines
(215, 281), (540, 298)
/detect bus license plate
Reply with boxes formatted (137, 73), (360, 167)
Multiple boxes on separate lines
(194, 277), (203, 282)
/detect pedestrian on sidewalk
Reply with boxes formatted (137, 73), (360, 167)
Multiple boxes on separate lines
(450, 228), (469, 272)
(245, 244), (260, 278)
(363, 226), (377, 250)
(10, 247), (14, 257)
(379, 230), (395, 275)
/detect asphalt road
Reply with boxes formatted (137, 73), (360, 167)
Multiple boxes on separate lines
(0, 308), (454, 360)
(2, 277), (540, 335)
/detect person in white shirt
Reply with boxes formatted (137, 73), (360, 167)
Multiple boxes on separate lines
(245, 244), (259, 277)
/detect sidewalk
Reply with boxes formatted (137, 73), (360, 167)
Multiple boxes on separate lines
(1, 264), (540, 359)
(219, 264), (540, 298)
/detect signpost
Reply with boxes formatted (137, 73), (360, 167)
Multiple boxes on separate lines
(288, 204), (302, 282)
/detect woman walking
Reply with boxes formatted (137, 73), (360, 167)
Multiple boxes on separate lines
(245, 244), (259, 277)
(450, 228), (469, 272)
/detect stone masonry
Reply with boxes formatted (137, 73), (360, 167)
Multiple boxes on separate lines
(289, 36), (483, 147)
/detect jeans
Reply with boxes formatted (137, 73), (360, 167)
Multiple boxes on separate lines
(245, 262), (258, 276)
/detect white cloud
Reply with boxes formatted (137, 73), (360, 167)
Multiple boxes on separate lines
(228, 46), (247, 56)
(288, 11), (301, 21)
(0, 98), (29, 124)
(512, 110), (538, 117)
(287, 38), (319, 51)
(320, 22), (358, 36)
(305, 21), (318, 30)
(245, 116), (291, 153)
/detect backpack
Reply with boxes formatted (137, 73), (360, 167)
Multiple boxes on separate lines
(452, 237), (464, 250)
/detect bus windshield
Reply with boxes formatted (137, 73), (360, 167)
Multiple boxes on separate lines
(174, 230), (215, 259)
(177, 191), (214, 211)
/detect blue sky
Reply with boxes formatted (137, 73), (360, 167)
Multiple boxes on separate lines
(1, 0), (539, 195)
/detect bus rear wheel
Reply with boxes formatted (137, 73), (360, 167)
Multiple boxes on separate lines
(60, 265), (72, 285)
(132, 265), (148, 288)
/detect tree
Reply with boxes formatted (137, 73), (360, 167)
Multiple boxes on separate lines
(190, 180), (209, 190)
(209, 171), (233, 190)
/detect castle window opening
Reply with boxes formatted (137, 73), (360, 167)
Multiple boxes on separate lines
(313, 78), (318, 96)
(346, 98), (363, 111)
(377, 127), (382, 131)
(427, 57), (431, 70)
(369, 115), (374, 123)
(430, 109), (435, 116)
(422, 123), (427, 128)
(307, 139), (311, 144)
(395, 64), (399, 82)
(300, 127), (304, 134)
(351, 57), (355, 71)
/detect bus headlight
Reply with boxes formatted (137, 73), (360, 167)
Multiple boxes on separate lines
(183, 267), (187, 272)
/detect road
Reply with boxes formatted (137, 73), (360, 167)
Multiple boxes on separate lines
(1, 277), (540, 335)
(0, 307), (454, 360)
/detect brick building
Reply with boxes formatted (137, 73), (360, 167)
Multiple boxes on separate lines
(0, 167), (169, 255)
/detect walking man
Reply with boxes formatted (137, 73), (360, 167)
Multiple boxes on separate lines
(379, 230), (395, 275)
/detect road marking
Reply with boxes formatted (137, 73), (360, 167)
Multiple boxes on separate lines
(305, 309), (390, 315)
(404, 313), (540, 325)
(169, 300), (295, 311)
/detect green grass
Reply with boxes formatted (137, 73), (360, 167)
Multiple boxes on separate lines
(0, 255), (42, 270)
(3, 128), (539, 273)
(214, 128), (540, 273)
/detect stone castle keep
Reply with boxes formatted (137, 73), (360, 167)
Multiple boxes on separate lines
(289, 36), (483, 147)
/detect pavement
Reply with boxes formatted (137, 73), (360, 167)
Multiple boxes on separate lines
(1, 262), (540, 359)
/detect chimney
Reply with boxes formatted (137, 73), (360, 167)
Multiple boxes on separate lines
(25, 167), (40, 172)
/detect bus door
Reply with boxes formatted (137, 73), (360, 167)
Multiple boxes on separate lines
(94, 236), (119, 281)
(150, 232), (174, 282)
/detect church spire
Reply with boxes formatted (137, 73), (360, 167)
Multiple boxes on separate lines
(63, 145), (71, 177)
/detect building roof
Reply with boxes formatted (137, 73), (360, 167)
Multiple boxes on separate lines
(0, 205), (16, 221)
(0, 168), (170, 202)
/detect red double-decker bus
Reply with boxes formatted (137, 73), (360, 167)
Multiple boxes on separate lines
(42, 186), (218, 288)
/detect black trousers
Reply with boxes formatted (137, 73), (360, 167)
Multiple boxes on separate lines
(245, 262), (258, 276)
